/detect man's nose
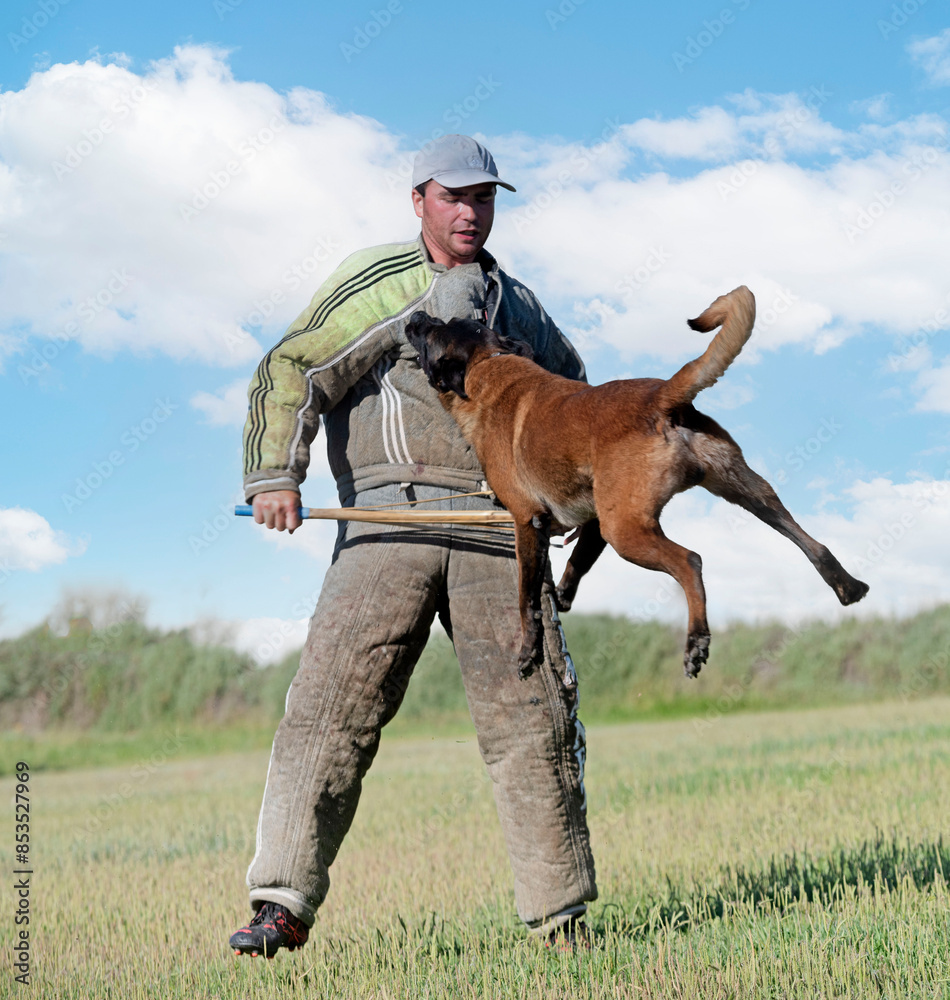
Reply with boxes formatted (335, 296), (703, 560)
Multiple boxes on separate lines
(457, 200), (476, 220)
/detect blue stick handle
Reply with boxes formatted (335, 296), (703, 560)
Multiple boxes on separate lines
(234, 505), (312, 517)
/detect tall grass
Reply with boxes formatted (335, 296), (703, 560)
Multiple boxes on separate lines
(2, 604), (949, 771)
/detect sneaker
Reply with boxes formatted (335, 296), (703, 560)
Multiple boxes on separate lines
(544, 916), (592, 953)
(229, 901), (310, 957)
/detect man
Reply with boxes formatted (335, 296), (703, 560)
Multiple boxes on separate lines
(229, 134), (596, 956)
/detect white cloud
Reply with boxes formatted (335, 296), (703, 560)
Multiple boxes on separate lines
(850, 94), (893, 122)
(622, 105), (741, 161)
(191, 377), (250, 426)
(231, 616), (310, 665)
(549, 476), (950, 629)
(2, 49), (949, 378)
(914, 358), (950, 413)
(908, 29), (950, 86)
(0, 46), (410, 367)
(0, 507), (82, 572)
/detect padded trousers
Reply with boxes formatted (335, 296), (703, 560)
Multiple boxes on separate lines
(245, 484), (597, 929)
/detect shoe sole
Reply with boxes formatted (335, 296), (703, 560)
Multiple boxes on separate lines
(231, 943), (303, 957)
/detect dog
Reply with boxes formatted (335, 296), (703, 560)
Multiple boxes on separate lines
(405, 287), (869, 680)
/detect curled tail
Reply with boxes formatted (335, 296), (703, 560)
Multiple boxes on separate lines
(660, 286), (756, 410)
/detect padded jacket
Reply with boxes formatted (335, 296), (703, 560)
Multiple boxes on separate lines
(242, 235), (585, 503)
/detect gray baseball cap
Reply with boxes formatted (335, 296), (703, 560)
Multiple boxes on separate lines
(412, 134), (516, 192)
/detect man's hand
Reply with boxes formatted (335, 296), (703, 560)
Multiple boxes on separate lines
(252, 490), (303, 533)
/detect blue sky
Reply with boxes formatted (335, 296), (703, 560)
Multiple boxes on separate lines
(2, 0), (949, 658)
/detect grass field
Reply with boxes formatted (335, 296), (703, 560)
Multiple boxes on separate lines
(2, 697), (949, 998)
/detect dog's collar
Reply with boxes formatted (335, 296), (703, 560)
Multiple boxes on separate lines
(486, 351), (503, 359)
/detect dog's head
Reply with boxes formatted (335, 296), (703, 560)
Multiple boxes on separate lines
(405, 312), (533, 400)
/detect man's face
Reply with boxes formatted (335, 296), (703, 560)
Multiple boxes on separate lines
(411, 180), (496, 268)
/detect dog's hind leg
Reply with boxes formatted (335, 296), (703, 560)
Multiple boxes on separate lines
(512, 511), (553, 679)
(600, 517), (711, 678)
(695, 428), (869, 606)
(555, 520), (607, 612)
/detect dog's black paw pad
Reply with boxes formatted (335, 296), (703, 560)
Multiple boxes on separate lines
(683, 633), (710, 679)
(554, 590), (574, 613)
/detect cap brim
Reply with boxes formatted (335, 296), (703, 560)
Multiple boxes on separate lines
(428, 168), (516, 193)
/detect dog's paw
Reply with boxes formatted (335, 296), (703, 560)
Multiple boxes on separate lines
(683, 632), (710, 679)
(554, 586), (574, 613)
(836, 576), (870, 606)
(517, 633), (543, 680)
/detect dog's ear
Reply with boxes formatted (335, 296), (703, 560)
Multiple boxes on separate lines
(497, 335), (534, 360)
(405, 311), (436, 346)
(431, 357), (468, 399)
(405, 312), (441, 381)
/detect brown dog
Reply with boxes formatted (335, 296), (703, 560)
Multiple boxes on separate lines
(405, 287), (869, 680)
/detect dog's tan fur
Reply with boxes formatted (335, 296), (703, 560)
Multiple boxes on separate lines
(406, 288), (869, 679)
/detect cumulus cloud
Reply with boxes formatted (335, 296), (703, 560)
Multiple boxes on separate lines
(191, 377), (250, 426)
(1, 46), (949, 384)
(0, 507), (82, 572)
(0, 46), (409, 368)
(909, 29), (950, 87)
(231, 616), (310, 666)
(914, 358), (950, 413)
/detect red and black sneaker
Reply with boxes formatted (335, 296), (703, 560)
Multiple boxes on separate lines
(229, 901), (310, 958)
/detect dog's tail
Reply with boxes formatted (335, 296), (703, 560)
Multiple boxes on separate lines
(660, 286), (756, 411)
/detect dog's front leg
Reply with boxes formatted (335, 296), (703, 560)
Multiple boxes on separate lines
(514, 512), (552, 679)
(556, 519), (607, 612)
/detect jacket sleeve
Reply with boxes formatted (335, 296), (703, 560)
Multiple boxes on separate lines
(242, 243), (434, 500)
(504, 275), (587, 383)
(536, 307), (587, 383)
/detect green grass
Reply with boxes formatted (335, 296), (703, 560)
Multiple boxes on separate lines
(5, 604), (950, 775)
(2, 697), (949, 998)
